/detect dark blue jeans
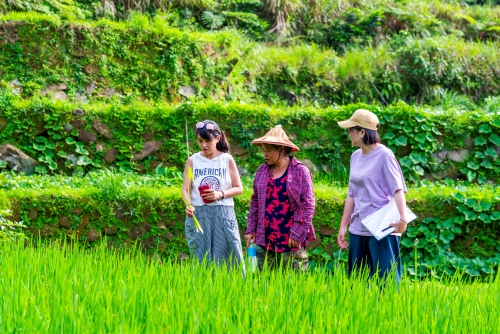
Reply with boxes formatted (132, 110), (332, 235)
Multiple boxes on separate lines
(348, 232), (402, 282)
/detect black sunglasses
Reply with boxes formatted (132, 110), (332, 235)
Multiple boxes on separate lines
(347, 126), (363, 133)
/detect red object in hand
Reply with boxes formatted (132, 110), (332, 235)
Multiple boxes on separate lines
(198, 185), (214, 204)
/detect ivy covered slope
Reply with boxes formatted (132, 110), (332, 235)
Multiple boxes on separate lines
(1, 11), (500, 107)
(0, 174), (498, 277)
(1, 93), (499, 183)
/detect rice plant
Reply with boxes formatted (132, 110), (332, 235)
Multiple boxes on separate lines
(0, 241), (498, 333)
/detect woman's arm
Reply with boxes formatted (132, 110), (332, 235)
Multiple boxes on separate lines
(289, 167), (315, 246)
(389, 189), (408, 233)
(337, 196), (354, 249)
(382, 154), (408, 233)
(245, 172), (260, 247)
(224, 156), (243, 198)
(182, 158), (195, 217)
(299, 168), (316, 224)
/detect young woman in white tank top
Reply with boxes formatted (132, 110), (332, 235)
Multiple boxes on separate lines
(182, 120), (245, 270)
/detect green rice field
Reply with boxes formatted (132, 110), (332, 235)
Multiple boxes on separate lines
(0, 242), (499, 333)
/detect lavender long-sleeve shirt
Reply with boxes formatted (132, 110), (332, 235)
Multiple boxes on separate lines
(347, 144), (407, 237)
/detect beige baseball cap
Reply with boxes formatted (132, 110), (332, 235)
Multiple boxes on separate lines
(337, 109), (380, 131)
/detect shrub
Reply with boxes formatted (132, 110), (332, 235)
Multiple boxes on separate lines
(0, 209), (27, 243)
(1, 173), (498, 278)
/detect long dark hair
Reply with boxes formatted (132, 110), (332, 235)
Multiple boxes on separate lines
(351, 125), (381, 145)
(195, 120), (230, 153)
(363, 125), (381, 145)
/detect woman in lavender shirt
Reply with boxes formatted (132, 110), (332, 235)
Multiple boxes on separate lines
(337, 109), (408, 281)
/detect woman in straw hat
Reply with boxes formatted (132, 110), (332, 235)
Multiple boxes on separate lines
(337, 109), (408, 282)
(182, 120), (245, 271)
(245, 125), (316, 272)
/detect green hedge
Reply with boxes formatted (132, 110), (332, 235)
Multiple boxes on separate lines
(1, 13), (500, 106)
(0, 12), (240, 102)
(2, 0), (500, 45)
(1, 93), (499, 183)
(0, 174), (499, 277)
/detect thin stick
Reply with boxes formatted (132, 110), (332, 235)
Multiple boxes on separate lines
(183, 120), (202, 233)
(186, 118), (189, 158)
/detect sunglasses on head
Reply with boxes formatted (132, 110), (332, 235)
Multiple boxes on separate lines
(196, 122), (216, 130)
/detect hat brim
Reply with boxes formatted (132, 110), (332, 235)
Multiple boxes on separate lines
(251, 139), (300, 152)
(337, 120), (356, 129)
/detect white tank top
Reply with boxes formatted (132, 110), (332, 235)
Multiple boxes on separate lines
(190, 152), (234, 206)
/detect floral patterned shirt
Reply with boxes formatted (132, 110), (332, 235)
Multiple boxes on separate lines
(264, 169), (300, 252)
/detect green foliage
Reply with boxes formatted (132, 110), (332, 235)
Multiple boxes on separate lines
(1, 172), (499, 278)
(1, 13), (500, 105)
(201, 10), (225, 29)
(0, 13), (245, 102)
(401, 186), (500, 278)
(2, 0), (500, 44)
(0, 209), (27, 243)
(1, 172), (189, 256)
(305, 8), (384, 52)
(1, 94), (499, 183)
(1, 0), (91, 20)
(379, 104), (446, 183)
(197, 0), (266, 31)
(393, 35), (500, 103)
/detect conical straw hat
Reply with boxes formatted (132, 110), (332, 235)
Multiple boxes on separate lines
(251, 125), (300, 152)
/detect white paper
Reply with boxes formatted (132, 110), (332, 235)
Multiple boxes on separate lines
(361, 198), (417, 240)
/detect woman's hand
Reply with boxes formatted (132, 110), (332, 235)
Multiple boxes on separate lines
(338, 197), (354, 250)
(288, 237), (300, 248)
(185, 205), (195, 218)
(245, 233), (255, 248)
(201, 189), (222, 202)
(337, 226), (348, 249)
(389, 219), (408, 233)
